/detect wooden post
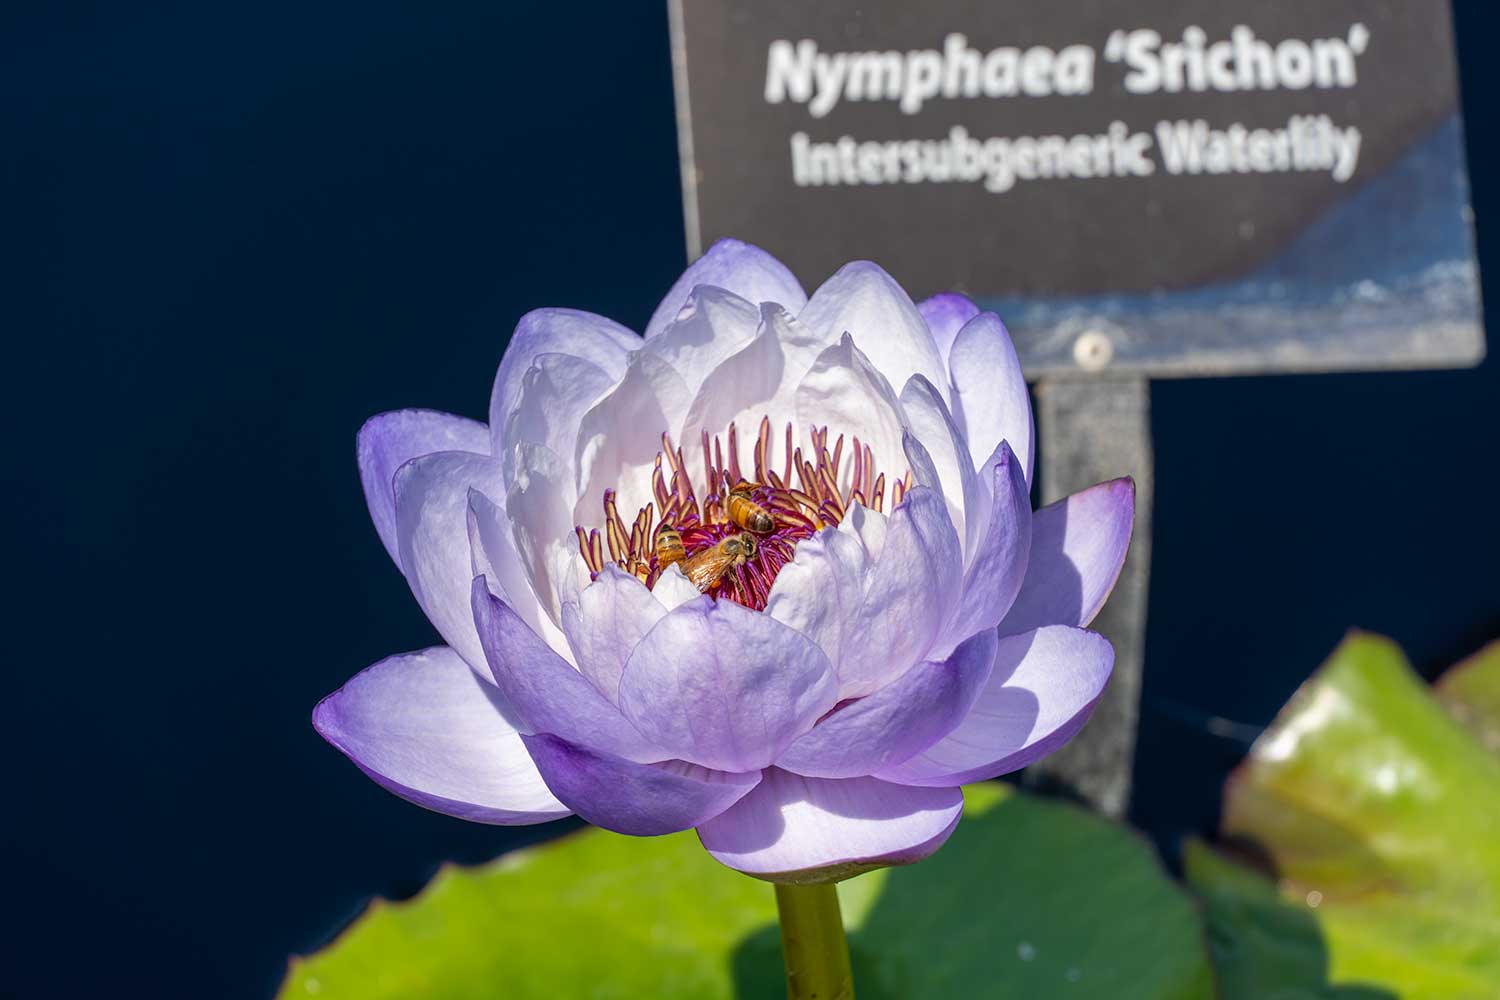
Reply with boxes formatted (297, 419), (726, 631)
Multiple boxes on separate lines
(1024, 377), (1154, 819)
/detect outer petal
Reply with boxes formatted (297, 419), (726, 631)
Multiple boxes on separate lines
(948, 312), (1033, 484)
(918, 292), (980, 365)
(472, 580), (664, 763)
(488, 308), (638, 449)
(875, 626), (1114, 787)
(798, 261), (950, 407)
(697, 769), (964, 883)
(394, 451), (508, 671)
(776, 630), (998, 779)
(312, 646), (569, 824)
(644, 286), (761, 394)
(645, 238), (807, 340)
(617, 597), (839, 773)
(358, 410), (489, 568)
(930, 444), (1031, 659)
(999, 479), (1135, 635)
(836, 487), (964, 698)
(560, 565), (670, 704)
(522, 733), (759, 837)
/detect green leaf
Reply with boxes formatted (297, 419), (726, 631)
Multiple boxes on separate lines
(1188, 632), (1500, 1000)
(1436, 639), (1500, 758)
(283, 783), (1212, 999)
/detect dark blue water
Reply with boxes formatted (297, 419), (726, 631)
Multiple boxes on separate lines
(4, 4), (1496, 996)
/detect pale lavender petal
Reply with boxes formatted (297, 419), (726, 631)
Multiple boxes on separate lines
(697, 769), (964, 883)
(645, 238), (807, 340)
(918, 292), (980, 365)
(394, 451), (508, 672)
(499, 353), (615, 491)
(999, 479), (1135, 635)
(931, 444), (1031, 659)
(776, 630), (997, 779)
(522, 733), (759, 836)
(764, 525), (869, 671)
(948, 312), (1034, 484)
(875, 626), (1114, 787)
(504, 442), (584, 625)
(358, 410), (489, 569)
(617, 597), (839, 772)
(560, 565), (669, 704)
(312, 646), (569, 824)
(651, 564), (703, 610)
(645, 285), (761, 394)
(798, 261), (950, 408)
(900, 375), (982, 555)
(471, 580), (664, 763)
(795, 333), (907, 497)
(837, 486), (963, 698)
(573, 350), (692, 527)
(488, 308), (638, 449)
(466, 488), (569, 657)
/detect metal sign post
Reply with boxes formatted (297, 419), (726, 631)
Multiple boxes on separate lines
(1026, 378), (1152, 816)
(669, 0), (1484, 815)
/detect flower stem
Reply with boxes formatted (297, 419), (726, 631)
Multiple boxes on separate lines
(773, 882), (855, 1000)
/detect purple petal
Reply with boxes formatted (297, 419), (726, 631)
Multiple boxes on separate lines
(560, 565), (670, 704)
(837, 486), (963, 698)
(645, 239), (807, 340)
(488, 309), (638, 449)
(875, 626), (1114, 787)
(998, 479), (1135, 635)
(522, 733), (759, 836)
(918, 292), (980, 365)
(795, 333), (907, 496)
(358, 410), (489, 569)
(499, 353), (615, 491)
(617, 597), (839, 773)
(900, 375), (983, 555)
(798, 261), (950, 409)
(776, 630), (998, 779)
(931, 444), (1032, 659)
(948, 312), (1033, 484)
(313, 646), (569, 824)
(573, 350), (692, 527)
(471, 580), (664, 763)
(394, 451), (508, 672)
(697, 769), (964, 883)
(764, 525), (869, 672)
(466, 488), (569, 656)
(645, 285), (762, 393)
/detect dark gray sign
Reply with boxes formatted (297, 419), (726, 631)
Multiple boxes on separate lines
(669, 0), (1484, 375)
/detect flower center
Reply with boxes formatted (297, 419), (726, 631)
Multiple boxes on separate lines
(576, 417), (911, 610)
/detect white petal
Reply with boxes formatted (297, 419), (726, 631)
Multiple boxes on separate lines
(798, 261), (949, 407)
(795, 334), (907, 499)
(500, 353), (615, 496)
(645, 286), (761, 394)
(948, 312), (1033, 484)
(900, 377), (983, 557)
(697, 769), (963, 882)
(645, 239), (807, 340)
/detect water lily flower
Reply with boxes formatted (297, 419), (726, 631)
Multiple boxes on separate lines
(315, 240), (1132, 885)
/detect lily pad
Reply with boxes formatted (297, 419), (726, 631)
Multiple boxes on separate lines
(1188, 632), (1500, 1000)
(283, 783), (1213, 999)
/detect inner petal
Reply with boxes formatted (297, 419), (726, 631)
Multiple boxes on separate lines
(575, 417), (911, 611)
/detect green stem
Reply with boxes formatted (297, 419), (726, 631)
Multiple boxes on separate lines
(774, 882), (855, 1000)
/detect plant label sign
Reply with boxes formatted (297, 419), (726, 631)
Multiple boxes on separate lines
(669, 0), (1484, 376)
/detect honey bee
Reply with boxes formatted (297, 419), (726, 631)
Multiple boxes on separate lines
(654, 523), (686, 571)
(680, 531), (758, 591)
(726, 481), (776, 534)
